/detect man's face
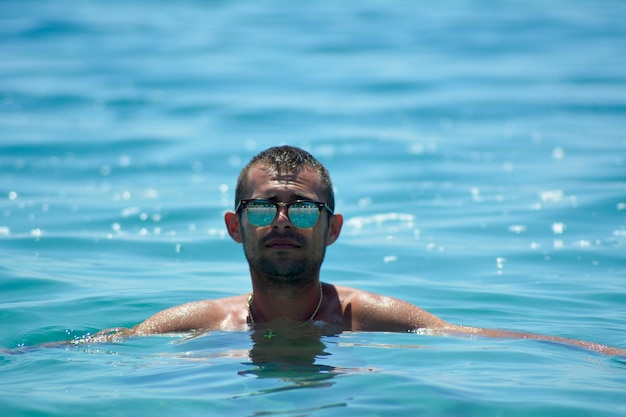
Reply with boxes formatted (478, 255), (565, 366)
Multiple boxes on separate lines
(230, 164), (340, 288)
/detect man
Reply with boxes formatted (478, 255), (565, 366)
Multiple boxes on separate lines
(101, 146), (624, 356)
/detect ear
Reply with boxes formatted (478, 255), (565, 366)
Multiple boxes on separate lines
(325, 213), (343, 246)
(224, 211), (243, 243)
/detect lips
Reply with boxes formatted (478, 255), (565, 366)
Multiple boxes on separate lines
(262, 233), (304, 250)
(265, 238), (301, 249)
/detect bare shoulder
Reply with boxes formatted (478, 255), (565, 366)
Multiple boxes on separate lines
(133, 294), (249, 334)
(330, 284), (452, 332)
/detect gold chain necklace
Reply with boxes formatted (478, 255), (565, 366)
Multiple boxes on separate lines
(247, 281), (323, 326)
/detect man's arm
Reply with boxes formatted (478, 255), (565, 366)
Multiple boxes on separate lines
(68, 301), (216, 344)
(350, 290), (626, 356)
(449, 326), (626, 356)
(349, 291), (452, 332)
(131, 299), (223, 335)
(131, 294), (250, 335)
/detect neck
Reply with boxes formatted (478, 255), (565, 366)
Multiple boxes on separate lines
(248, 280), (323, 324)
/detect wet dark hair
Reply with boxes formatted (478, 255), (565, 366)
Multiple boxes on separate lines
(234, 145), (335, 211)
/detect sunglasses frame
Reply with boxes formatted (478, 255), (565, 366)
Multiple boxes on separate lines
(236, 199), (333, 228)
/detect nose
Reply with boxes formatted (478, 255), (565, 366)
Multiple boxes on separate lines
(273, 205), (292, 229)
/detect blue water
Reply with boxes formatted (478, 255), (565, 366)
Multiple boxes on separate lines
(1, 0), (626, 415)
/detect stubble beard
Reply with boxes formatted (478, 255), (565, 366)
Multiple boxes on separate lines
(243, 235), (327, 296)
(247, 249), (324, 292)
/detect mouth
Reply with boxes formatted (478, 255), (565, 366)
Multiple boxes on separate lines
(265, 238), (302, 250)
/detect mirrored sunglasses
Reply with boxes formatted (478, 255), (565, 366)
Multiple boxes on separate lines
(236, 199), (333, 229)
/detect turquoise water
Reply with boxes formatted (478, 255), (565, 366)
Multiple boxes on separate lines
(1, 0), (626, 415)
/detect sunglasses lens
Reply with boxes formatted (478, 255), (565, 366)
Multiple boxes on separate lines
(288, 202), (320, 228)
(245, 201), (277, 227)
(243, 200), (323, 228)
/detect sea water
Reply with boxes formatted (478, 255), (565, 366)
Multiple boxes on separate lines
(1, 0), (625, 416)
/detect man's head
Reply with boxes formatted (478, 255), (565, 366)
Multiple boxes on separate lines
(234, 145), (335, 212)
(225, 145), (342, 290)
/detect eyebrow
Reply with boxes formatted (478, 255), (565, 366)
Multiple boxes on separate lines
(262, 194), (318, 202)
